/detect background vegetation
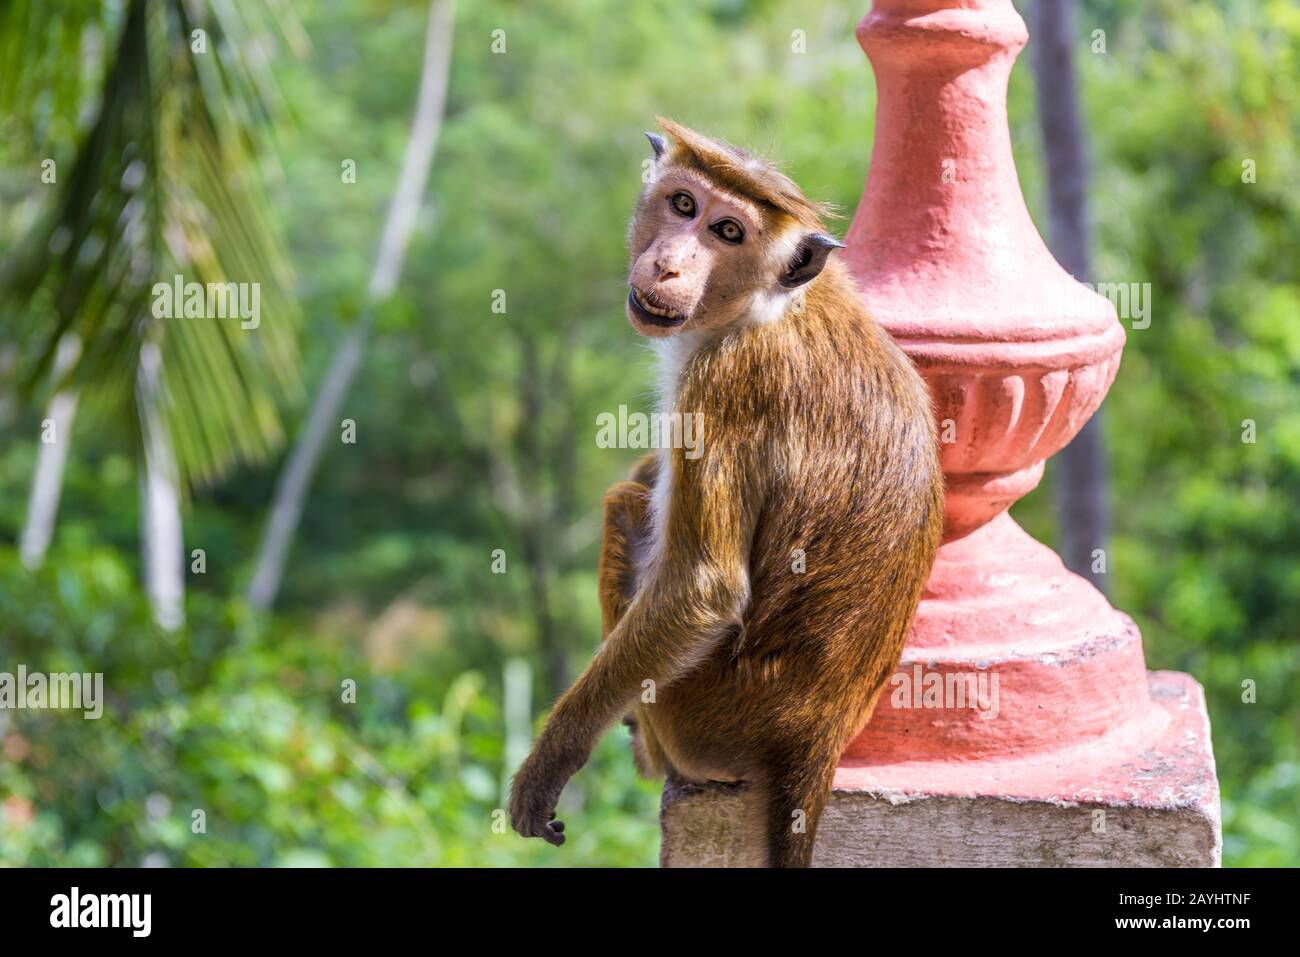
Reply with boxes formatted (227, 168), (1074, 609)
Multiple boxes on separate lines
(0, 0), (1296, 866)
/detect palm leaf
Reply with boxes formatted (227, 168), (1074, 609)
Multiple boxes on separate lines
(0, 0), (304, 487)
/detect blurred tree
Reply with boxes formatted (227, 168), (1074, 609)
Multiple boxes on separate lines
(19, 335), (79, 567)
(1029, 0), (1110, 592)
(248, 0), (456, 612)
(0, 0), (304, 626)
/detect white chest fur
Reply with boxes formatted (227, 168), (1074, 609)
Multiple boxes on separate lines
(645, 332), (708, 568)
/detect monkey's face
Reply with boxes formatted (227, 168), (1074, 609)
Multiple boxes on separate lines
(626, 169), (803, 339)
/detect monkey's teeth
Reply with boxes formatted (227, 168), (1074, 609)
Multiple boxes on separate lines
(634, 289), (682, 320)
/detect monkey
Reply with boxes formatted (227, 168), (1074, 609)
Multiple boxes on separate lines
(509, 117), (943, 867)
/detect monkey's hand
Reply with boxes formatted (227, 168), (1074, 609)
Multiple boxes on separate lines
(509, 737), (586, 847)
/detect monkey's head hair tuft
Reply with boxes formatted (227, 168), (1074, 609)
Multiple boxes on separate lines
(654, 117), (838, 230)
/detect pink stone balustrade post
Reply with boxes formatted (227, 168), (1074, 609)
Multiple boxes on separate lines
(660, 0), (1221, 866)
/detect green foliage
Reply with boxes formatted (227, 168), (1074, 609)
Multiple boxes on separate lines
(0, 547), (659, 866)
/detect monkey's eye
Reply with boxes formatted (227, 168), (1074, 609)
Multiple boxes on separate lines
(670, 191), (696, 218)
(711, 219), (744, 245)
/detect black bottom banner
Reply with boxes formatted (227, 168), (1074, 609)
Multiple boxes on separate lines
(0, 865), (1290, 943)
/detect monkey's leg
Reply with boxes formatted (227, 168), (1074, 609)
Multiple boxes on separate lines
(597, 452), (661, 636)
(598, 478), (650, 639)
(761, 737), (844, 868)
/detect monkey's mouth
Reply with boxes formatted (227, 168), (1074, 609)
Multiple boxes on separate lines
(628, 287), (687, 328)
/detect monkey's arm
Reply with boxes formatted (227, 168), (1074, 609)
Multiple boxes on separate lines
(510, 445), (757, 845)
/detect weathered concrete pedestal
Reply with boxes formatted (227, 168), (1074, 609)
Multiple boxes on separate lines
(661, 0), (1221, 867)
(665, 669), (1219, 866)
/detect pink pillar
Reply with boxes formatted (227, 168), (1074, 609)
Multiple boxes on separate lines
(825, 0), (1220, 865)
(660, 0), (1220, 867)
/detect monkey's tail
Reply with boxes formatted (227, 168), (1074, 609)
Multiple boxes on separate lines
(763, 738), (842, 867)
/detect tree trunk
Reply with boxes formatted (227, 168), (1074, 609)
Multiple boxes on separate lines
(19, 335), (81, 569)
(138, 340), (185, 630)
(0, 345), (17, 428)
(248, 324), (367, 610)
(1030, 0), (1110, 593)
(516, 334), (570, 695)
(247, 0), (456, 611)
(501, 657), (532, 805)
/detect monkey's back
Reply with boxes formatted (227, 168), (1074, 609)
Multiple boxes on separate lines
(651, 262), (943, 770)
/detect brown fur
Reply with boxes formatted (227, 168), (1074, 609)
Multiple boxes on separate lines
(655, 116), (835, 229)
(510, 120), (943, 867)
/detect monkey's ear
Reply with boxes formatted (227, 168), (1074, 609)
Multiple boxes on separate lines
(645, 132), (667, 160)
(780, 233), (844, 289)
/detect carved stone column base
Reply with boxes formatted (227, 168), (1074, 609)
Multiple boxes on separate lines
(660, 671), (1220, 867)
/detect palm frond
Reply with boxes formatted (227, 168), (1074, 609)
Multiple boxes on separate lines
(0, 0), (305, 487)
